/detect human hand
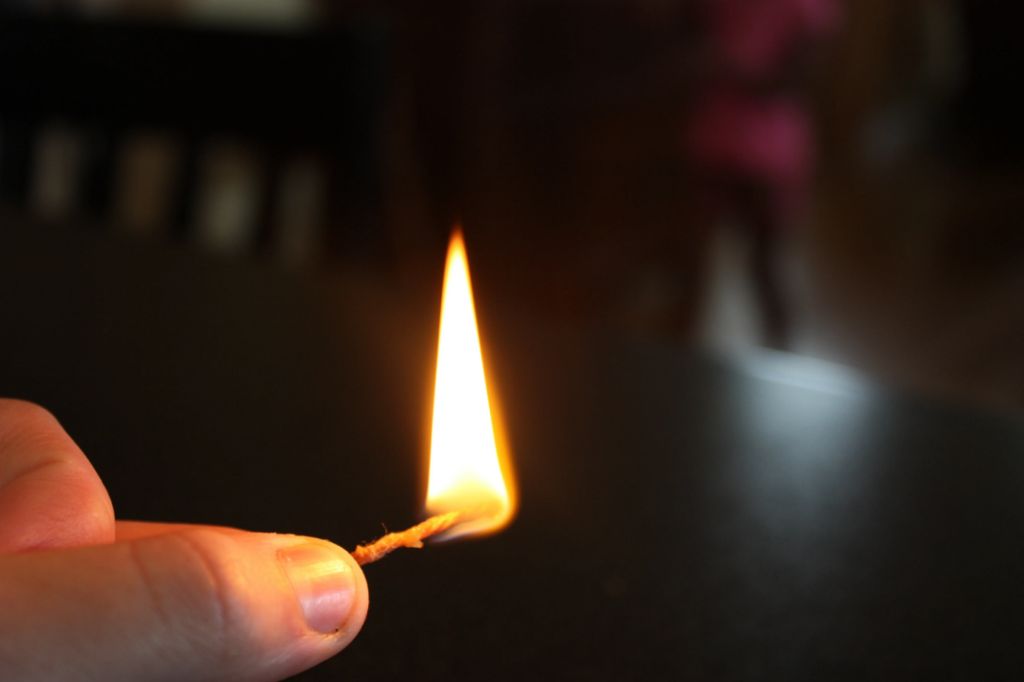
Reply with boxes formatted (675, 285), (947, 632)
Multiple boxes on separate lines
(0, 399), (369, 681)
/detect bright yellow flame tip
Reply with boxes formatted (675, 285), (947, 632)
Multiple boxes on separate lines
(425, 229), (515, 540)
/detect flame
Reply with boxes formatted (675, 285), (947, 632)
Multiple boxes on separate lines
(425, 229), (516, 540)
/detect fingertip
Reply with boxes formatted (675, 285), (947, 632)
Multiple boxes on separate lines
(146, 529), (370, 679)
(330, 542), (371, 649)
(275, 537), (369, 648)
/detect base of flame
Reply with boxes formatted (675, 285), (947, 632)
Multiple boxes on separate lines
(351, 511), (463, 566)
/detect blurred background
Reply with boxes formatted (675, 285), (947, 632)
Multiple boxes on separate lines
(1, 0), (1022, 410)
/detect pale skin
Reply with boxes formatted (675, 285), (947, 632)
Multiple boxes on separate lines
(0, 398), (370, 681)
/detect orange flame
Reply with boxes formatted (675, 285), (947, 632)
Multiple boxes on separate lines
(425, 230), (516, 540)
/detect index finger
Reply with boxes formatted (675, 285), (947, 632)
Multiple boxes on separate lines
(0, 399), (115, 552)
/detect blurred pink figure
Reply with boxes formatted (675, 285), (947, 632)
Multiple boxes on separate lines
(686, 0), (840, 347)
(688, 92), (811, 214)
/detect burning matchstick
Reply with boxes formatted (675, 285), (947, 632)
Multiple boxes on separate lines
(351, 512), (462, 566)
(350, 230), (515, 568)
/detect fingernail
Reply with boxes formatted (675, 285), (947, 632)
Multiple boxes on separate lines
(278, 543), (355, 634)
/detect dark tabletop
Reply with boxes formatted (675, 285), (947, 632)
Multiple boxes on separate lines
(2, 223), (1024, 681)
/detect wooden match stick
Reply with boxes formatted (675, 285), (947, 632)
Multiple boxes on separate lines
(351, 511), (462, 566)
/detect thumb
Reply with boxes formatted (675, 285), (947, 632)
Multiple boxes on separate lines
(0, 526), (369, 682)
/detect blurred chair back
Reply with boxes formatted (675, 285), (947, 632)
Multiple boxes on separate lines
(0, 10), (388, 264)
